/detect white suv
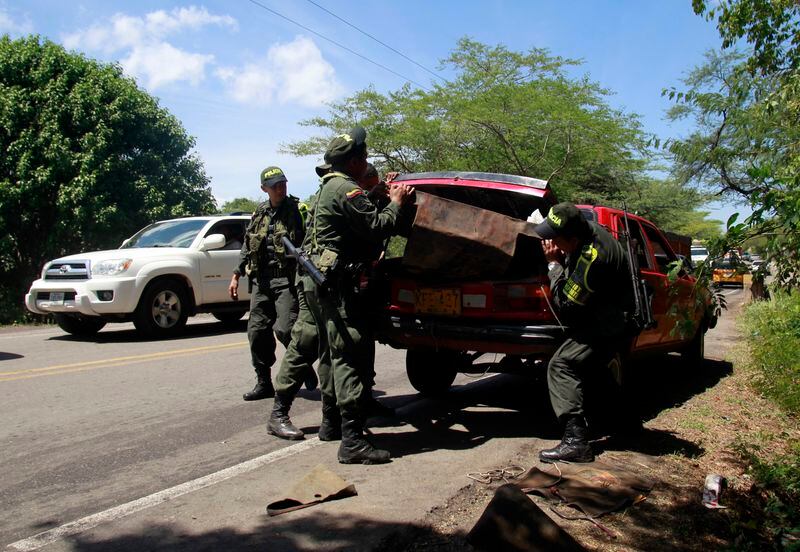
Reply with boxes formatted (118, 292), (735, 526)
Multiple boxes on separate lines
(25, 215), (252, 338)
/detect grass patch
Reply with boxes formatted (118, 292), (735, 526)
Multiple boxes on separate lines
(735, 291), (800, 549)
(741, 291), (800, 415)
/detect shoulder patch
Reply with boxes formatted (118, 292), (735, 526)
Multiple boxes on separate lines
(345, 188), (364, 200)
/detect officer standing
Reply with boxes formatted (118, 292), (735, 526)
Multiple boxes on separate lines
(532, 202), (632, 463)
(301, 127), (413, 464)
(268, 162), (395, 441)
(229, 167), (317, 401)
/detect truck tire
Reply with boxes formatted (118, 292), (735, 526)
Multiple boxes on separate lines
(682, 321), (706, 367)
(212, 310), (247, 324)
(406, 349), (463, 396)
(55, 314), (106, 337)
(134, 279), (189, 338)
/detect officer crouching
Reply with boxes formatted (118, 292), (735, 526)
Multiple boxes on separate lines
(533, 202), (633, 463)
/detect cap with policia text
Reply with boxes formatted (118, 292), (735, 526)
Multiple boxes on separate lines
(260, 166), (287, 188)
(533, 202), (589, 239)
(324, 126), (367, 165)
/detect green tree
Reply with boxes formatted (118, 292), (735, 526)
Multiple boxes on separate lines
(669, 2), (800, 288)
(218, 197), (259, 214)
(0, 36), (215, 323)
(285, 38), (716, 230)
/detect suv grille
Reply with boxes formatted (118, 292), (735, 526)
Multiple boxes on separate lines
(44, 261), (90, 280)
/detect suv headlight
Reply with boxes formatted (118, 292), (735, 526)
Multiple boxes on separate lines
(91, 258), (133, 277)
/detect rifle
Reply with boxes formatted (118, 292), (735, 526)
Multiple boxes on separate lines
(621, 203), (656, 332)
(281, 236), (328, 289)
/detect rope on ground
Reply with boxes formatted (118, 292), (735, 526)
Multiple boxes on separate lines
(466, 465), (525, 484)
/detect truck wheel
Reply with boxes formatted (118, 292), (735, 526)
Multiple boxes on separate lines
(55, 314), (106, 337)
(682, 321), (706, 367)
(608, 352), (626, 388)
(212, 310), (247, 325)
(406, 349), (462, 396)
(134, 279), (189, 337)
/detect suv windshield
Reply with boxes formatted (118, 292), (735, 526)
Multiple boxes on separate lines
(122, 220), (209, 248)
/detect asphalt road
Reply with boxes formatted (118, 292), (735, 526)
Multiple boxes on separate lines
(1, 287), (746, 551)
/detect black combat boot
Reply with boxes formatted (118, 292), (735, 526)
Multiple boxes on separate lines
(318, 399), (342, 441)
(304, 367), (319, 391)
(539, 416), (594, 464)
(243, 376), (274, 401)
(337, 415), (390, 465)
(267, 393), (304, 440)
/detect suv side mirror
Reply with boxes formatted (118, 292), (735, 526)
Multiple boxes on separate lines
(200, 233), (226, 251)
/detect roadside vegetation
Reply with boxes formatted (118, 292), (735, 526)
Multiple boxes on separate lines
(737, 292), (800, 548)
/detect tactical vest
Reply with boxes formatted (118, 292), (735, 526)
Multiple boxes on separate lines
(245, 195), (301, 277)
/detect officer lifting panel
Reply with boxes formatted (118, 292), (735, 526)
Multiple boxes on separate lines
(402, 191), (541, 279)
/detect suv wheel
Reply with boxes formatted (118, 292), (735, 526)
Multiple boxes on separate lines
(406, 349), (463, 396)
(134, 279), (189, 337)
(55, 314), (107, 337)
(212, 310), (247, 325)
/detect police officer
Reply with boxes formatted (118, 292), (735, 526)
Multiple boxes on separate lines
(229, 167), (317, 401)
(533, 202), (632, 463)
(268, 162), (395, 441)
(301, 127), (413, 464)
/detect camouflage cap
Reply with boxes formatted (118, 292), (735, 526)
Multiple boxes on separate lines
(260, 166), (287, 188)
(533, 202), (589, 239)
(324, 126), (367, 165)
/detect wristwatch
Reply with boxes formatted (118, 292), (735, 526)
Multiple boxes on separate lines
(547, 261), (560, 272)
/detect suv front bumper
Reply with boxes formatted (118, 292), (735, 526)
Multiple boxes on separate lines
(25, 276), (141, 318)
(378, 314), (564, 356)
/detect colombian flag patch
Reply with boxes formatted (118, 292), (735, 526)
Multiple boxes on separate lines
(345, 188), (363, 200)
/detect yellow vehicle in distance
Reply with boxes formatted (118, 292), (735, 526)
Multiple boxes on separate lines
(712, 258), (746, 288)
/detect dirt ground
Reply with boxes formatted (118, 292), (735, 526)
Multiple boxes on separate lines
(378, 293), (799, 551)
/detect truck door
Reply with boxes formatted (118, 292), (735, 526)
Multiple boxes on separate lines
(612, 215), (662, 349)
(640, 222), (696, 347)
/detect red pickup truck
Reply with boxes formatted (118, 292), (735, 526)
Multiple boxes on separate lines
(375, 172), (713, 395)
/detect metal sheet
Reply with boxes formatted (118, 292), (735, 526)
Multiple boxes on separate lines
(402, 191), (541, 279)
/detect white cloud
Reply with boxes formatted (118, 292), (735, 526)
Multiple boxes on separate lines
(123, 42), (213, 89)
(61, 6), (236, 89)
(0, 8), (34, 35)
(217, 36), (342, 108)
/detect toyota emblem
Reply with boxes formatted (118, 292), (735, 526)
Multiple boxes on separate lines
(59, 265), (70, 273)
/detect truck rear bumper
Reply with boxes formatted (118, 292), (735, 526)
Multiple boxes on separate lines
(377, 315), (564, 356)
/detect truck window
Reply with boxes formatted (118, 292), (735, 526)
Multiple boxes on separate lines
(642, 224), (678, 274)
(614, 217), (652, 271)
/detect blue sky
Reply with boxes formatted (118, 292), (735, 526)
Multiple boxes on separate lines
(1, 0), (747, 223)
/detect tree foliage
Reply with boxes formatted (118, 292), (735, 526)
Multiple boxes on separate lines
(0, 36), (215, 322)
(672, 2), (800, 288)
(217, 197), (259, 214)
(285, 38), (713, 227)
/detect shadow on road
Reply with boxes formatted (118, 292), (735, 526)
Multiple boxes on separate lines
(364, 352), (731, 461)
(0, 351), (24, 361)
(67, 514), (463, 552)
(47, 320), (248, 344)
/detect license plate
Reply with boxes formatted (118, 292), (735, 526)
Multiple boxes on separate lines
(416, 288), (461, 316)
(49, 292), (65, 302)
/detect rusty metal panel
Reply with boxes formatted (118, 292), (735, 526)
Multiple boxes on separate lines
(402, 191), (541, 279)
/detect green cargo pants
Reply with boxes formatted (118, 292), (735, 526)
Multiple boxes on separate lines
(300, 274), (373, 416)
(247, 276), (298, 379)
(274, 277), (320, 395)
(547, 334), (617, 421)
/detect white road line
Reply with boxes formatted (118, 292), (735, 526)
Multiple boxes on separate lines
(7, 438), (324, 552)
